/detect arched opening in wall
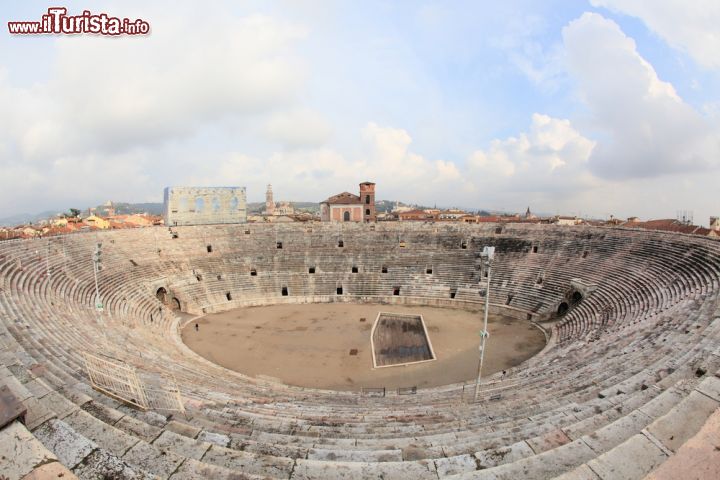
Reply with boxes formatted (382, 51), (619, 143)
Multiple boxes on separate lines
(365, 195), (370, 204)
(426, 267), (433, 274)
(450, 288), (456, 299)
(393, 286), (400, 296)
(336, 285), (343, 295)
(365, 209), (370, 216)
(557, 302), (569, 316)
(226, 292), (232, 301)
(495, 226), (503, 234)
(172, 298), (181, 311)
(195, 197), (205, 213)
(351, 266), (358, 273)
(381, 265), (388, 273)
(461, 240), (468, 249)
(308, 267), (315, 274)
(532, 245), (538, 253)
(156, 287), (168, 304)
(212, 197), (221, 213)
(276, 241), (283, 249)
(343, 211), (350, 222)
(206, 245), (213, 253)
(250, 268), (257, 276)
(281, 287), (289, 296)
(572, 291), (583, 304)
(338, 240), (344, 248)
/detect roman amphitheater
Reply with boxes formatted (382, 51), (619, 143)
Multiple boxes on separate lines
(1, 222), (719, 479)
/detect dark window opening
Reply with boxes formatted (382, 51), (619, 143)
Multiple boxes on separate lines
(250, 269), (257, 276)
(582, 251), (589, 258)
(393, 287), (400, 296)
(217, 274), (222, 280)
(351, 266), (358, 273)
(281, 287), (288, 296)
(156, 287), (168, 304)
(244, 229), (250, 234)
(196, 274), (202, 282)
(506, 295), (513, 305)
(526, 313), (532, 321)
(495, 227), (502, 234)
(207, 245), (213, 253)
(461, 240), (467, 249)
(337, 286), (343, 295)
(450, 289), (456, 299)
(572, 291), (583, 304)
(308, 267), (315, 274)
(343, 211), (350, 222)
(426, 267), (433, 274)
(536, 276), (543, 285)
(381, 266), (388, 273)
(557, 302), (569, 316)
(365, 195), (370, 204)
(338, 240), (344, 247)
(483, 271), (488, 278)
(226, 292), (232, 301)
(532, 245), (538, 253)
(276, 241), (283, 249)
(365, 209), (370, 216)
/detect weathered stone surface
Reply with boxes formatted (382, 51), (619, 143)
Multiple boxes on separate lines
(462, 439), (595, 479)
(22, 397), (56, 430)
(73, 448), (155, 480)
(434, 454), (478, 476)
(164, 186), (247, 226)
(474, 441), (535, 469)
(581, 409), (652, 454)
(553, 464), (601, 480)
(696, 375), (720, 402)
(0, 421), (58, 480)
(291, 459), (438, 480)
(526, 428), (571, 454)
(122, 440), (185, 478)
(33, 419), (96, 469)
(165, 420), (201, 439)
(152, 429), (211, 460)
(81, 400), (125, 425)
(21, 461), (78, 480)
(116, 414), (163, 442)
(64, 409), (139, 456)
(587, 433), (667, 479)
(307, 447), (402, 462)
(646, 391), (719, 452)
(168, 458), (258, 480)
(202, 444), (295, 478)
(197, 430), (231, 447)
(645, 408), (720, 480)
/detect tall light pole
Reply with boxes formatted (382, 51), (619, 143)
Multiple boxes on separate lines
(92, 242), (104, 312)
(474, 246), (495, 401)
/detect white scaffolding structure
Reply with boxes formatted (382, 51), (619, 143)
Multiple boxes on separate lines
(83, 352), (185, 414)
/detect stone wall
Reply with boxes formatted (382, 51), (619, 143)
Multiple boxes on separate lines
(163, 186), (247, 226)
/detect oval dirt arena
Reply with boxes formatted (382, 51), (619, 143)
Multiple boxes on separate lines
(181, 303), (546, 390)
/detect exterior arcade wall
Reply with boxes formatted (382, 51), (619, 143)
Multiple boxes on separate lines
(163, 186), (247, 226)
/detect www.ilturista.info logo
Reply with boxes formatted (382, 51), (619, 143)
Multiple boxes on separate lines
(8, 8), (150, 35)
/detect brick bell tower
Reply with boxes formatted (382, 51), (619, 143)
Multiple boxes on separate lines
(359, 181), (376, 222)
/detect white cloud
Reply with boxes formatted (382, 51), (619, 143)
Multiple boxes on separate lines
(562, 12), (720, 179)
(468, 113), (595, 182)
(591, 0), (720, 69)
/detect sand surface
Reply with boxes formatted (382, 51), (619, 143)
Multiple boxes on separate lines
(181, 303), (545, 390)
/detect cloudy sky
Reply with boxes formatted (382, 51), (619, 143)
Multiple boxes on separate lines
(1, 1), (719, 224)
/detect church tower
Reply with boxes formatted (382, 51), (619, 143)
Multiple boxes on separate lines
(265, 184), (275, 215)
(359, 182), (376, 222)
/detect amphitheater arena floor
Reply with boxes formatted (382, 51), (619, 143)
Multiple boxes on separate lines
(181, 303), (545, 390)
